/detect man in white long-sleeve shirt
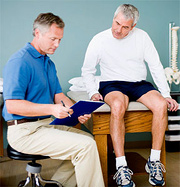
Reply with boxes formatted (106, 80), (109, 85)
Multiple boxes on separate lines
(81, 4), (179, 187)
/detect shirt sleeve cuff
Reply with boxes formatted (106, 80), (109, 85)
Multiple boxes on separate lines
(161, 92), (171, 98)
(89, 90), (99, 100)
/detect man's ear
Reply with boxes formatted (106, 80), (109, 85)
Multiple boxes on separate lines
(34, 28), (40, 38)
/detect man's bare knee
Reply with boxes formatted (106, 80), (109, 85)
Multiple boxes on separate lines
(110, 99), (127, 116)
(151, 98), (167, 114)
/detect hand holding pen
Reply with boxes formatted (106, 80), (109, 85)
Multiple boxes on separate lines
(61, 100), (72, 117)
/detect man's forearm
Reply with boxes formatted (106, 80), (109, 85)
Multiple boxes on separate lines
(5, 93), (76, 118)
(6, 99), (54, 117)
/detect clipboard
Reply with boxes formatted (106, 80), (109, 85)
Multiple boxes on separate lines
(50, 100), (104, 126)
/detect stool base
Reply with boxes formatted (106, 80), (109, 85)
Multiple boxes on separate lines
(18, 161), (62, 187)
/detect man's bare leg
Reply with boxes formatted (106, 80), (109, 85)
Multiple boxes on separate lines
(137, 90), (168, 150)
(104, 91), (129, 157)
(137, 90), (167, 186)
(105, 91), (135, 186)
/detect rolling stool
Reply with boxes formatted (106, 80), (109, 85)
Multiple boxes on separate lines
(7, 144), (62, 187)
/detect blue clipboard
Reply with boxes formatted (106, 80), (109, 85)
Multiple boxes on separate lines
(50, 100), (104, 126)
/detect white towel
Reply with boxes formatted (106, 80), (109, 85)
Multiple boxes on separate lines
(68, 76), (100, 91)
(69, 85), (87, 91)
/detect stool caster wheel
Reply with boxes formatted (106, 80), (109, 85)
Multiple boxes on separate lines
(18, 180), (27, 187)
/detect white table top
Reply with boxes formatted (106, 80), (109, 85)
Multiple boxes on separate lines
(67, 91), (150, 112)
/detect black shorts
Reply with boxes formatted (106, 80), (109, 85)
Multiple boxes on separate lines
(98, 80), (156, 101)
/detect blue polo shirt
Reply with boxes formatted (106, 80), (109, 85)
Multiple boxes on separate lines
(3, 43), (62, 121)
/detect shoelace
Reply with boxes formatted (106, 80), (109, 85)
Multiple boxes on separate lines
(151, 161), (166, 178)
(113, 167), (133, 185)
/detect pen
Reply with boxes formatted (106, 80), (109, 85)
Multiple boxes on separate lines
(61, 100), (71, 117)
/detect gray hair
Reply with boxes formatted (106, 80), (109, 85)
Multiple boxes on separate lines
(114, 4), (139, 25)
(33, 12), (65, 36)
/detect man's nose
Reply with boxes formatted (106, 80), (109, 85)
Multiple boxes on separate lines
(117, 26), (122, 33)
(54, 40), (60, 48)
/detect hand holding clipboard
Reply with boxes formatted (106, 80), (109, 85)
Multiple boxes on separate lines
(50, 100), (104, 126)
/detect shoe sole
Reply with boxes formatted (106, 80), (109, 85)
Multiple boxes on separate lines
(145, 163), (150, 173)
(145, 164), (165, 186)
(118, 182), (135, 187)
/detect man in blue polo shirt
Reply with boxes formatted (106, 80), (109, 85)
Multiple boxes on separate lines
(3, 13), (104, 187)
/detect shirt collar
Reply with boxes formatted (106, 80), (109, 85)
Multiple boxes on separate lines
(25, 42), (49, 59)
(110, 27), (134, 40)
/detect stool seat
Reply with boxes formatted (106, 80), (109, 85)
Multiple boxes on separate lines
(7, 144), (49, 161)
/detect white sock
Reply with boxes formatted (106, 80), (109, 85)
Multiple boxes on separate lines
(116, 156), (127, 170)
(150, 149), (161, 161)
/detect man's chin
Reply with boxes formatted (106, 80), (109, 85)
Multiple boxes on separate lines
(113, 33), (123, 39)
(48, 51), (55, 55)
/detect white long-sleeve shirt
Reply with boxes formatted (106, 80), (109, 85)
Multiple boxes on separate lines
(81, 28), (170, 99)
